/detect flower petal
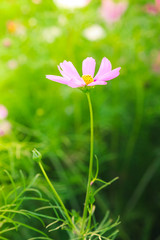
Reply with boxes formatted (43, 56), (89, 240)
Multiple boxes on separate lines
(67, 79), (86, 88)
(82, 57), (96, 77)
(97, 67), (121, 81)
(58, 65), (69, 79)
(46, 75), (69, 85)
(94, 57), (112, 80)
(88, 81), (107, 86)
(0, 105), (8, 120)
(59, 61), (81, 80)
(145, 4), (158, 14)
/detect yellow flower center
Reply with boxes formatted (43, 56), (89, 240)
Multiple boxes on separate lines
(82, 75), (94, 85)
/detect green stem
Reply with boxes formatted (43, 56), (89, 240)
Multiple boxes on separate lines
(39, 162), (74, 229)
(81, 92), (94, 233)
(87, 203), (93, 230)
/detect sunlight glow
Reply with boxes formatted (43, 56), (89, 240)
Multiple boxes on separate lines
(54, 0), (91, 9)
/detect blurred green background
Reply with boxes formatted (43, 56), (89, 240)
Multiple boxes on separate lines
(0, 0), (160, 239)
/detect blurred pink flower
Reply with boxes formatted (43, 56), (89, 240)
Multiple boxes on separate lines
(3, 38), (12, 48)
(0, 105), (8, 120)
(152, 52), (160, 73)
(0, 120), (11, 137)
(7, 59), (18, 70)
(145, 0), (160, 14)
(46, 57), (121, 88)
(100, 0), (128, 24)
(156, 0), (160, 10)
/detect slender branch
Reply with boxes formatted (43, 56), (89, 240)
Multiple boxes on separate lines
(81, 92), (94, 233)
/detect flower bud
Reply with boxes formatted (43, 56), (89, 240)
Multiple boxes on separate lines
(32, 148), (42, 163)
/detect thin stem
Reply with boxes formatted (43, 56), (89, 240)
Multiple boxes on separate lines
(87, 203), (93, 230)
(38, 162), (74, 229)
(81, 92), (94, 233)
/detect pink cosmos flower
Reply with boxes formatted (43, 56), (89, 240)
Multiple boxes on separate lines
(145, 0), (160, 14)
(46, 57), (121, 88)
(100, 0), (128, 24)
(0, 105), (8, 120)
(0, 120), (11, 137)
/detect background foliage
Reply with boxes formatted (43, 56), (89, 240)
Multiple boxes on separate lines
(0, 0), (160, 239)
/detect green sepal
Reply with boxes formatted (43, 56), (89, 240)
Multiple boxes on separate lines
(79, 86), (95, 93)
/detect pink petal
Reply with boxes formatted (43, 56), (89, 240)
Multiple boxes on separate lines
(59, 61), (81, 80)
(0, 105), (8, 120)
(67, 79), (86, 88)
(88, 81), (107, 86)
(82, 57), (96, 77)
(58, 65), (69, 79)
(156, 0), (160, 10)
(101, 0), (128, 24)
(97, 67), (121, 81)
(94, 57), (112, 80)
(46, 75), (69, 85)
(145, 4), (158, 14)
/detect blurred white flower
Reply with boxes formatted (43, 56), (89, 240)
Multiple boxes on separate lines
(21, 5), (30, 14)
(29, 18), (37, 27)
(0, 120), (12, 137)
(42, 26), (61, 43)
(18, 55), (27, 65)
(16, 24), (27, 38)
(83, 24), (106, 41)
(7, 59), (18, 70)
(0, 105), (8, 120)
(58, 15), (67, 26)
(54, 0), (91, 9)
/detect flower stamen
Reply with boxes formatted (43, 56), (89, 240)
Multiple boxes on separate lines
(82, 75), (94, 85)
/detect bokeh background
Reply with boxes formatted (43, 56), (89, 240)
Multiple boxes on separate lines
(0, 0), (160, 239)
